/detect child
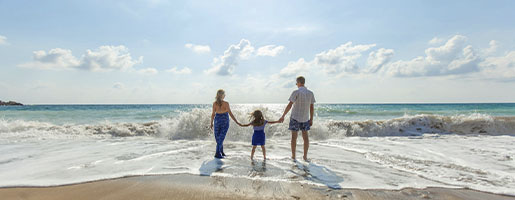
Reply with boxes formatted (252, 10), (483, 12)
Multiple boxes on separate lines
(239, 110), (280, 160)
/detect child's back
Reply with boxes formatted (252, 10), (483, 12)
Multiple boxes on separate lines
(239, 110), (280, 160)
(252, 121), (267, 146)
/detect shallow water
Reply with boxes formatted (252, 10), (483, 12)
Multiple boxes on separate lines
(1, 104), (515, 195)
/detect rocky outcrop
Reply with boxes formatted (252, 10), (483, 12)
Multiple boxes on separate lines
(0, 100), (23, 106)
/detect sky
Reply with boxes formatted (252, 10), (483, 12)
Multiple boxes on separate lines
(0, 0), (514, 104)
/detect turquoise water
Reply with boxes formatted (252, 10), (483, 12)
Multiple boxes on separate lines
(0, 104), (208, 124)
(1, 103), (515, 125)
(316, 103), (515, 120)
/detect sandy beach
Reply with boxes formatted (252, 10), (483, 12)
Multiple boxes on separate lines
(1, 174), (514, 200)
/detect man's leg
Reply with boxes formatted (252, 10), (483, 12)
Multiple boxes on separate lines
(291, 131), (298, 159)
(301, 130), (309, 161)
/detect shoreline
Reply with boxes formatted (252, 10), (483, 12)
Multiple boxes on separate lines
(1, 174), (514, 200)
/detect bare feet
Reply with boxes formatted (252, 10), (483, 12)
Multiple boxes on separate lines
(303, 155), (310, 162)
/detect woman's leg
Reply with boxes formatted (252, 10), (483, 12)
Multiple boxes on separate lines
(261, 145), (266, 160)
(213, 122), (222, 158)
(251, 146), (256, 160)
(219, 120), (229, 156)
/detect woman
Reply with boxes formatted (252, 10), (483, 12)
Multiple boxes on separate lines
(210, 89), (240, 159)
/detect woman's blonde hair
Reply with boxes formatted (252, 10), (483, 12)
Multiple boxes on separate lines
(249, 110), (265, 126)
(215, 89), (225, 108)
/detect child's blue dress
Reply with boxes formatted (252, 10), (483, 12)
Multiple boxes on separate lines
(252, 121), (267, 146)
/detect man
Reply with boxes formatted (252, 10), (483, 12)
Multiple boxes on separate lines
(279, 76), (315, 161)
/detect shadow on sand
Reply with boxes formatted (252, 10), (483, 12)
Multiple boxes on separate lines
(291, 161), (344, 189)
(199, 158), (225, 176)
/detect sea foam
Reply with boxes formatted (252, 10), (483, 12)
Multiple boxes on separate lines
(1, 108), (514, 141)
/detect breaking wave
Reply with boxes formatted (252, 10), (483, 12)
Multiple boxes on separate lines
(1, 108), (514, 140)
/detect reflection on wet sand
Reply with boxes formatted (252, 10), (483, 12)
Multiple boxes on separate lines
(289, 160), (344, 189)
(249, 160), (267, 177)
(199, 159), (225, 176)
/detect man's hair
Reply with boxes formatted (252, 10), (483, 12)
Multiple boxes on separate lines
(296, 76), (305, 84)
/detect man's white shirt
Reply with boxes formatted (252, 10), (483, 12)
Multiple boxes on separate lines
(288, 86), (316, 122)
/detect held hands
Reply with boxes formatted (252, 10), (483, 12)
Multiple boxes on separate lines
(278, 116), (285, 123)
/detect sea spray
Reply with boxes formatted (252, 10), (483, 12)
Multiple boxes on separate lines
(1, 109), (515, 140)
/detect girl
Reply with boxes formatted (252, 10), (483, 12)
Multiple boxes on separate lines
(210, 89), (241, 159)
(239, 110), (280, 160)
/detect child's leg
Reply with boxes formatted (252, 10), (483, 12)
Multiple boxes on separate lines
(251, 146), (256, 160)
(261, 145), (266, 160)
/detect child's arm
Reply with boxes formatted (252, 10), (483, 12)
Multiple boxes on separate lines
(266, 120), (281, 124)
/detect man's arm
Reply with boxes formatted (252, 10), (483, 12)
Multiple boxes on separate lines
(279, 101), (294, 123)
(267, 120), (281, 124)
(309, 103), (314, 126)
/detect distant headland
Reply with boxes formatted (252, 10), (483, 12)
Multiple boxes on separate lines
(0, 100), (23, 106)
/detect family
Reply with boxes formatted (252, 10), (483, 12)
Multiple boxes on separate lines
(209, 76), (316, 161)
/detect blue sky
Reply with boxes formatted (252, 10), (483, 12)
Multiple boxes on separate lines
(1, 0), (514, 104)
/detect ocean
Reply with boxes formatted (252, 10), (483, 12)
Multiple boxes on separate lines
(1, 104), (514, 195)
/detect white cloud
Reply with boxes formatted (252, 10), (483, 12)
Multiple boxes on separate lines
(275, 35), (512, 80)
(314, 42), (376, 76)
(19, 48), (80, 70)
(205, 39), (287, 76)
(185, 43), (211, 54)
(19, 45), (144, 73)
(366, 48), (395, 73)
(385, 35), (480, 77)
(205, 39), (254, 76)
(428, 37), (444, 45)
(479, 51), (515, 80)
(425, 35), (468, 62)
(279, 58), (311, 77)
(137, 67), (158, 75)
(256, 45), (285, 57)
(276, 42), (396, 79)
(0, 35), (7, 45)
(483, 40), (499, 56)
(79, 45), (142, 72)
(113, 82), (124, 89)
(166, 67), (192, 75)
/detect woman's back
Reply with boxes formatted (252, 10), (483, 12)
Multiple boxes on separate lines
(213, 101), (229, 113)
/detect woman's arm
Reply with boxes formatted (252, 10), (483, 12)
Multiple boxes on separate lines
(240, 123), (251, 127)
(210, 103), (215, 129)
(226, 102), (241, 125)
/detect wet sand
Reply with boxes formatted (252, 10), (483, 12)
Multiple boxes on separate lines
(1, 174), (514, 200)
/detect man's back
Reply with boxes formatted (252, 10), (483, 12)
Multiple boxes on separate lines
(289, 86), (315, 122)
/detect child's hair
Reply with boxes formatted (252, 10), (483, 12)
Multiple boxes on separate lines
(215, 89), (225, 108)
(249, 110), (265, 126)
